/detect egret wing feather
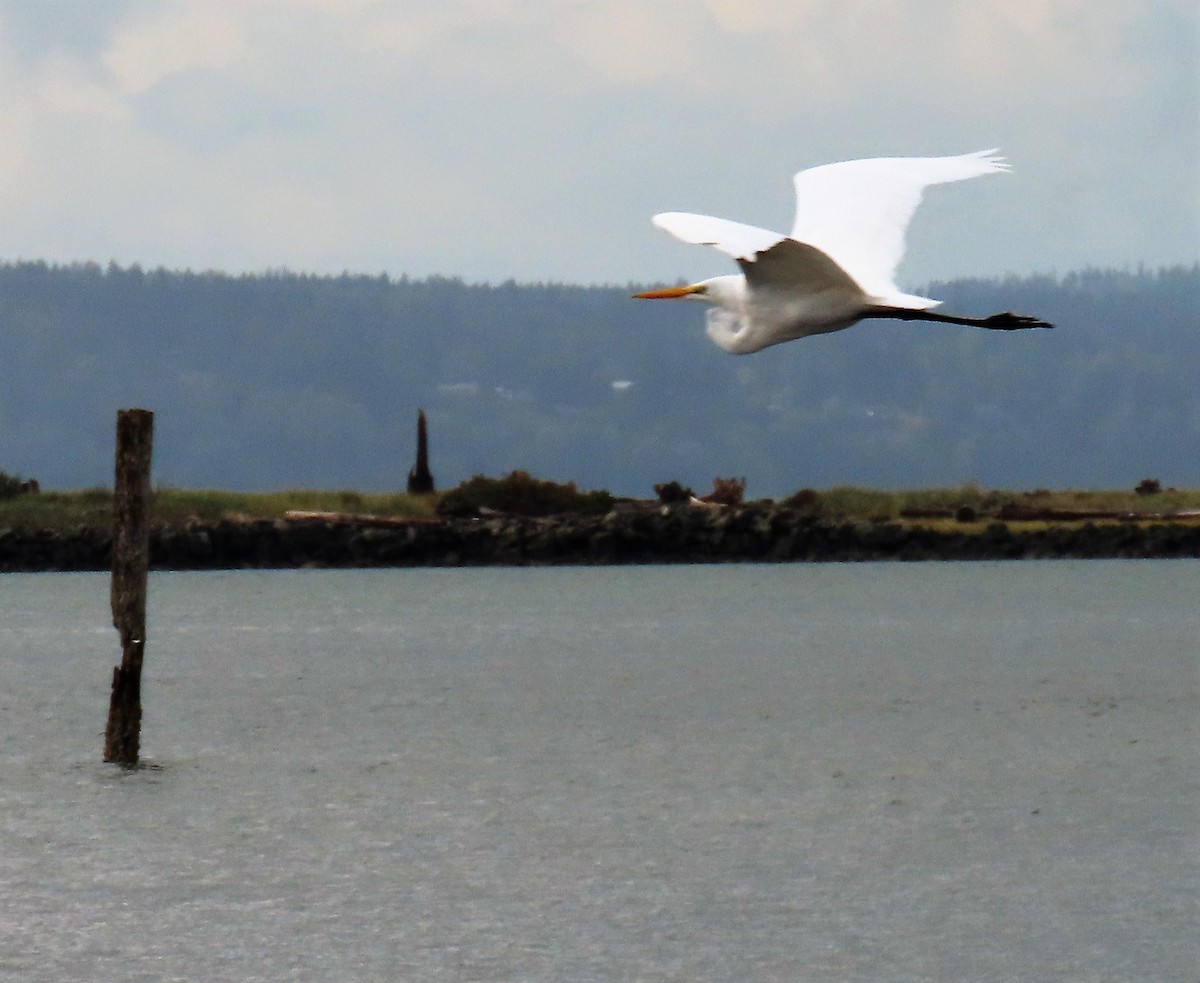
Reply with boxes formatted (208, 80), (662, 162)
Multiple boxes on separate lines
(788, 149), (1008, 300)
(736, 238), (862, 296)
(651, 212), (784, 262)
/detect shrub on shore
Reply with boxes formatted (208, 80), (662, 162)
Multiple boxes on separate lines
(0, 471), (36, 500)
(436, 471), (614, 517)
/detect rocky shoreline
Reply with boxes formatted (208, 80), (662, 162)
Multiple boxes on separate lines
(3, 504), (1200, 572)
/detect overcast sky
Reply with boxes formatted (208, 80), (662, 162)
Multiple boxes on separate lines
(0, 1), (1196, 288)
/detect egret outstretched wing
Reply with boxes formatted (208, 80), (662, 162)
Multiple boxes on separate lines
(651, 212), (784, 262)
(653, 211), (936, 313)
(789, 149), (1009, 299)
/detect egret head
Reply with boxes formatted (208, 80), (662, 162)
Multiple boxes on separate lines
(634, 276), (756, 353)
(633, 275), (745, 307)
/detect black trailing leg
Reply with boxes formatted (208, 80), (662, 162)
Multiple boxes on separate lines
(864, 306), (1053, 330)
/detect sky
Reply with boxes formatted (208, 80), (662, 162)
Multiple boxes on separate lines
(0, 0), (1196, 288)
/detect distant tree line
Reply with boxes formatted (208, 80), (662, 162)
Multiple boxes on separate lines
(0, 259), (1196, 496)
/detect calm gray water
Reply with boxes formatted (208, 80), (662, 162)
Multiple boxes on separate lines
(1, 562), (1196, 981)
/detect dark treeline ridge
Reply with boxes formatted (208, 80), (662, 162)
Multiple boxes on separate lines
(0, 260), (1197, 497)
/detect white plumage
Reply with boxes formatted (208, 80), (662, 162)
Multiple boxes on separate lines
(634, 150), (1051, 354)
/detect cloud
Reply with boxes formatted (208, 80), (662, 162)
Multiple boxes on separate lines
(548, 4), (714, 88)
(103, 6), (246, 93)
(0, 1), (1194, 282)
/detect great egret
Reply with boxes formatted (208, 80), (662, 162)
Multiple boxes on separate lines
(633, 150), (1052, 354)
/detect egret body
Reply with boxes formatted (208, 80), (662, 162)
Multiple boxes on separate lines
(634, 150), (1051, 354)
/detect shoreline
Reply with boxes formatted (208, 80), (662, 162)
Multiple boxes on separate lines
(3, 503), (1200, 572)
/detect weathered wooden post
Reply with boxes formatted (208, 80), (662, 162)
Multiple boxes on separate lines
(104, 408), (153, 766)
(406, 408), (435, 494)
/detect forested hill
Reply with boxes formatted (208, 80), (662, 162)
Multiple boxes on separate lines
(1, 260), (1197, 498)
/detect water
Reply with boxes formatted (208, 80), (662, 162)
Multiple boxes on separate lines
(1, 562), (1196, 981)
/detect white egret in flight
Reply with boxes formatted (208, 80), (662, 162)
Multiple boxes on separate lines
(633, 150), (1051, 354)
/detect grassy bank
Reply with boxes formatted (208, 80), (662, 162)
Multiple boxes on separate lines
(0, 488), (438, 531)
(1, 483), (1198, 533)
(806, 485), (1200, 519)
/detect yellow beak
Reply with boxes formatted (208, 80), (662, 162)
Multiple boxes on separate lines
(632, 283), (707, 300)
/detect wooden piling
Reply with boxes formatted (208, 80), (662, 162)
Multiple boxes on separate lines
(104, 408), (153, 766)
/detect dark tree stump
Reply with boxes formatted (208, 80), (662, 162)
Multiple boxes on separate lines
(104, 408), (153, 766)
